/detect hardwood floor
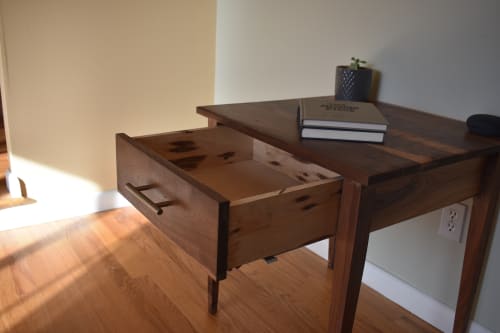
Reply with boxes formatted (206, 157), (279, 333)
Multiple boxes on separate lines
(0, 207), (440, 333)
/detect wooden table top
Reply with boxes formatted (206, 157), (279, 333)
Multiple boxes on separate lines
(198, 97), (500, 185)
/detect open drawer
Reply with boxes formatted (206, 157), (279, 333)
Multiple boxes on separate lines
(116, 126), (343, 281)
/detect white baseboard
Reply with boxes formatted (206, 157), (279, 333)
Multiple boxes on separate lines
(362, 262), (491, 333)
(0, 190), (131, 232)
(307, 242), (491, 333)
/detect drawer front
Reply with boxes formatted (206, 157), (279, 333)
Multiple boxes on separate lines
(116, 134), (229, 280)
(117, 127), (344, 279)
(228, 178), (342, 268)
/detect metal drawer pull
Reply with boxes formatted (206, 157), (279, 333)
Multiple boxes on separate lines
(125, 183), (173, 215)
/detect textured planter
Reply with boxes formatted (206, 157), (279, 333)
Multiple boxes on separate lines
(335, 66), (373, 101)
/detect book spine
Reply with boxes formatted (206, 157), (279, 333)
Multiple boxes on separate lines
(300, 128), (385, 143)
(301, 125), (386, 133)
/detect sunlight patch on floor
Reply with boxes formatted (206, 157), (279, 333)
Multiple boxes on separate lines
(0, 190), (130, 232)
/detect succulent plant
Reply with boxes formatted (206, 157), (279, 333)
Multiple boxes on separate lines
(349, 57), (367, 70)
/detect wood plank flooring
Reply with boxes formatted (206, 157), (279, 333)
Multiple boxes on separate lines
(0, 207), (440, 333)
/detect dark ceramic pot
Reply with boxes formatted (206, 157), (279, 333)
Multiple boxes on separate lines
(335, 66), (373, 101)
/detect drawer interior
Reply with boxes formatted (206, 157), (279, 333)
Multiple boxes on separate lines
(136, 127), (339, 200)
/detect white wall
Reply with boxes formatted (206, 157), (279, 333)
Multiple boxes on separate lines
(0, 0), (216, 203)
(215, 0), (500, 331)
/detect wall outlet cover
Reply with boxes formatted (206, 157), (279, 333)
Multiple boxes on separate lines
(438, 203), (467, 242)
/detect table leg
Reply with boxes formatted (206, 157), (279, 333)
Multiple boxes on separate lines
(328, 180), (375, 333)
(453, 155), (500, 333)
(208, 276), (219, 315)
(328, 237), (335, 269)
(208, 118), (218, 128)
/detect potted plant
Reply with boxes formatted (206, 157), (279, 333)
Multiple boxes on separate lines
(335, 57), (373, 101)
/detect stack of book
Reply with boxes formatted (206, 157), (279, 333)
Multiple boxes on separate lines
(298, 98), (389, 143)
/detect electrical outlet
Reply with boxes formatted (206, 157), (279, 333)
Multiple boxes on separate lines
(438, 203), (467, 242)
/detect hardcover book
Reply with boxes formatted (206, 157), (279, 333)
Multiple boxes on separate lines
(299, 99), (389, 132)
(300, 127), (385, 143)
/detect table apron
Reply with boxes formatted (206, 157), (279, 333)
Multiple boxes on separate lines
(370, 157), (486, 232)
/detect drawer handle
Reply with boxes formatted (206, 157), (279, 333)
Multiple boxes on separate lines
(125, 183), (173, 215)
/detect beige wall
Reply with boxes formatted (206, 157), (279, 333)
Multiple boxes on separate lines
(215, 0), (500, 331)
(0, 0), (215, 199)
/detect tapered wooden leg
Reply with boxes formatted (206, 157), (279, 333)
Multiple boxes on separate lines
(328, 237), (335, 269)
(208, 277), (219, 315)
(453, 155), (500, 333)
(328, 180), (374, 333)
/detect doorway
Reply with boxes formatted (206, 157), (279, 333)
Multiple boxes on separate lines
(0, 88), (33, 209)
(0, 87), (11, 204)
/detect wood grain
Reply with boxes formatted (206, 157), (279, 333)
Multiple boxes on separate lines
(116, 133), (229, 280)
(118, 126), (344, 282)
(453, 154), (500, 333)
(253, 139), (339, 182)
(0, 207), (440, 333)
(197, 97), (500, 185)
(328, 180), (375, 333)
(119, 96), (500, 332)
(136, 127), (254, 172)
(190, 160), (300, 201)
(194, 96), (500, 332)
(207, 277), (219, 315)
(371, 157), (485, 231)
(328, 237), (335, 269)
(228, 178), (342, 268)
